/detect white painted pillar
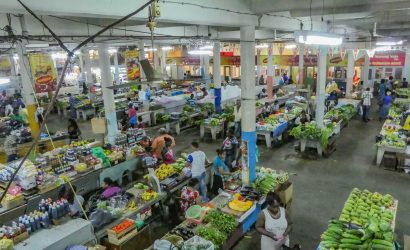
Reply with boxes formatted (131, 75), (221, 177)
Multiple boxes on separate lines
(256, 49), (262, 85)
(82, 48), (92, 84)
(204, 54), (210, 88)
(161, 47), (167, 75)
(404, 47), (410, 80)
(362, 53), (370, 88)
(154, 45), (160, 69)
(267, 43), (274, 99)
(98, 43), (118, 144)
(346, 49), (354, 98)
(315, 45), (327, 127)
(240, 26), (256, 184)
(298, 43), (304, 85)
(78, 52), (84, 82)
(138, 41), (146, 82)
(113, 51), (120, 84)
(213, 42), (222, 113)
(229, 66), (233, 80)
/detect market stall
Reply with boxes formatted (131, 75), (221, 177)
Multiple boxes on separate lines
(317, 188), (398, 250)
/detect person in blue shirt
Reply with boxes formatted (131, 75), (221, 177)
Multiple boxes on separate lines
(186, 94), (197, 107)
(379, 91), (393, 121)
(211, 149), (231, 195)
(68, 93), (76, 119)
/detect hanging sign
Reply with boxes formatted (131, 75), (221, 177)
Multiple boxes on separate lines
(124, 50), (140, 81)
(29, 53), (57, 93)
(0, 56), (12, 77)
(367, 49), (376, 58)
(328, 47), (334, 58)
(340, 48), (346, 59)
(353, 48), (359, 60)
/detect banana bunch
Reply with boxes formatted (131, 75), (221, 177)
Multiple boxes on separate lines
(154, 164), (176, 180)
(254, 174), (277, 194)
(228, 193), (253, 212)
(277, 172), (289, 184)
(128, 201), (137, 210)
(141, 190), (158, 201)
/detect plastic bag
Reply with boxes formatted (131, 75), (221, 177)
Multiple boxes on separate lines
(153, 240), (177, 250)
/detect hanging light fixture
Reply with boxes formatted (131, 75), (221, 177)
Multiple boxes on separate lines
(295, 31), (343, 46)
(285, 44), (297, 49)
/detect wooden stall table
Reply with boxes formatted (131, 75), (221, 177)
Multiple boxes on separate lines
(200, 120), (225, 141)
(76, 108), (96, 121)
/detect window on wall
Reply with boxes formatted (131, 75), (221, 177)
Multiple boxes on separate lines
(385, 68), (393, 78)
(375, 68), (383, 79)
(395, 68), (402, 80)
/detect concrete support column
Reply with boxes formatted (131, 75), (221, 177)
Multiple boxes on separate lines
(78, 52), (84, 82)
(153, 45), (160, 69)
(203, 54), (210, 89)
(256, 49), (262, 85)
(298, 43), (304, 85)
(315, 45), (327, 128)
(267, 43), (274, 99)
(240, 26), (256, 184)
(229, 66), (233, 81)
(346, 50), (355, 98)
(98, 44), (118, 144)
(362, 54), (370, 88)
(138, 41), (146, 83)
(161, 47), (167, 75)
(16, 41), (40, 137)
(213, 42), (222, 113)
(82, 48), (92, 84)
(113, 50), (120, 84)
(404, 47), (410, 80)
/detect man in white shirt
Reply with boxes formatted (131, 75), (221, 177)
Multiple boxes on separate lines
(187, 141), (208, 198)
(361, 87), (373, 122)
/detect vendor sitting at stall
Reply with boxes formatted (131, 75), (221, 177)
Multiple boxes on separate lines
(102, 177), (122, 199)
(271, 100), (280, 114)
(68, 118), (82, 143)
(258, 88), (268, 99)
(295, 110), (311, 125)
(211, 149), (231, 195)
(262, 102), (272, 118)
(66, 185), (85, 217)
(186, 94), (197, 107)
(161, 137), (175, 164)
(180, 178), (203, 213)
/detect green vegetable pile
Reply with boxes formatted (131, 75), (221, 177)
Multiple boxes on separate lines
(156, 113), (171, 123)
(325, 104), (356, 122)
(321, 188), (396, 249)
(290, 122), (335, 146)
(197, 210), (238, 248)
(254, 167), (288, 194)
(377, 133), (406, 148)
(200, 103), (215, 114)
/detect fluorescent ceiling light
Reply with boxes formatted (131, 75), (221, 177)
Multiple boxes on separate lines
(162, 46), (173, 51)
(13, 54), (18, 60)
(376, 41), (403, 46)
(188, 50), (212, 55)
(26, 44), (49, 48)
(375, 46), (392, 52)
(200, 45), (213, 50)
(255, 44), (268, 48)
(145, 48), (157, 51)
(285, 44), (297, 49)
(0, 78), (11, 85)
(51, 53), (67, 59)
(108, 48), (117, 54)
(74, 51), (81, 55)
(295, 31), (342, 46)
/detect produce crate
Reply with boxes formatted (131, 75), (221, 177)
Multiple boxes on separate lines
(383, 152), (398, 170)
(276, 182), (293, 206)
(107, 219), (137, 245)
(108, 228), (139, 246)
(1, 195), (25, 210)
(12, 231), (29, 244)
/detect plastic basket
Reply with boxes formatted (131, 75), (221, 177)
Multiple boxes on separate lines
(182, 236), (214, 250)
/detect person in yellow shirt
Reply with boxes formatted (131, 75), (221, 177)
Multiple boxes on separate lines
(18, 104), (29, 125)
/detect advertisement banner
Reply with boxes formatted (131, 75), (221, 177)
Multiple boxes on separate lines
(0, 56), (12, 77)
(124, 50), (140, 81)
(29, 53), (57, 93)
(356, 51), (405, 67)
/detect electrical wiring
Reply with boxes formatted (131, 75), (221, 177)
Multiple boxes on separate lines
(161, 0), (256, 16)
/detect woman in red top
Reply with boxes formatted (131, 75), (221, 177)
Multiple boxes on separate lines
(180, 178), (202, 212)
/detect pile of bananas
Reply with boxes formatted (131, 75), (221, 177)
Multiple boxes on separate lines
(154, 164), (176, 180)
(277, 172), (289, 184)
(141, 190), (158, 201)
(228, 193), (253, 212)
(128, 201), (137, 210)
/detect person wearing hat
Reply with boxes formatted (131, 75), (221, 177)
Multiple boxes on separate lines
(4, 131), (18, 162)
(151, 128), (176, 158)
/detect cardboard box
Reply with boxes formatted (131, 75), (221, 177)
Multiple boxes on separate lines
(277, 182), (293, 205)
(404, 235), (410, 250)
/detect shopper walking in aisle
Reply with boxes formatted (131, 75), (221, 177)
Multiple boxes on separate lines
(67, 118), (82, 143)
(379, 91), (393, 122)
(387, 76), (394, 91)
(101, 177), (122, 199)
(68, 93), (76, 119)
(128, 103), (137, 128)
(151, 128), (176, 157)
(4, 131), (18, 163)
(378, 79), (387, 108)
(233, 100), (242, 138)
(211, 149), (231, 195)
(256, 192), (292, 250)
(361, 87), (373, 122)
(221, 130), (239, 171)
(187, 141), (208, 199)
